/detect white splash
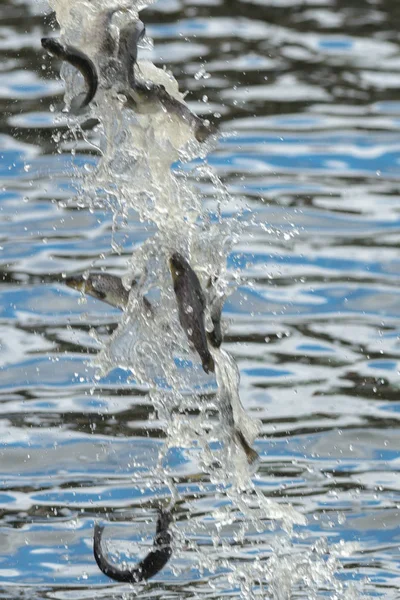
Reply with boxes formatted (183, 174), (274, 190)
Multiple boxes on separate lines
(46, 0), (361, 596)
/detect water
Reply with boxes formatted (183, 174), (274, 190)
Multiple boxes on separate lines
(1, 0), (400, 597)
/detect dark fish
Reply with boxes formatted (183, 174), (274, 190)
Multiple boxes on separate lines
(118, 20), (146, 87)
(93, 509), (172, 584)
(169, 252), (215, 374)
(41, 37), (98, 108)
(127, 82), (218, 143)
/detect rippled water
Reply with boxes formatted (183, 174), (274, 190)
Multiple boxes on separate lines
(2, 0), (400, 597)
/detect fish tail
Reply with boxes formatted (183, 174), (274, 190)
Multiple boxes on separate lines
(202, 352), (215, 374)
(235, 430), (259, 464)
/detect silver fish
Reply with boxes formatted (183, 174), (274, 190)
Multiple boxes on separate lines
(125, 81), (218, 143)
(65, 272), (152, 314)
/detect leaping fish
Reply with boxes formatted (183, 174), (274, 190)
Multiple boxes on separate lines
(126, 80), (218, 143)
(118, 20), (146, 87)
(169, 252), (215, 375)
(65, 272), (152, 314)
(93, 508), (173, 583)
(42, 17), (217, 142)
(41, 37), (98, 108)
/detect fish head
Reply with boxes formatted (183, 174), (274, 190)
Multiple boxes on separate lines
(65, 273), (107, 301)
(41, 38), (64, 57)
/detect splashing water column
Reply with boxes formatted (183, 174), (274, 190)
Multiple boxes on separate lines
(43, 0), (310, 592)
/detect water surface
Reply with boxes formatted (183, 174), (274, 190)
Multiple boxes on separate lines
(1, 0), (400, 597)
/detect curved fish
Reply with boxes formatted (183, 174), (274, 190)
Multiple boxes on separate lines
(41, 37), (98, 108)
(118, 20), (146, 87)
(127, 81), (218, 143)
(169, 252), (215, 374)
(93, 509), (172, 583)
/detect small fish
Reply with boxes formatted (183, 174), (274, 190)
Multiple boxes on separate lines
(169, 253), (215, 374)
(65, 272), (153, 314)
(41, 37), (98, 108)
(66, 272), (156, 318)
(66, 273), (130, 310)
(127, 81), (218, 143)
(118, 20), (146, 87)
(93, 508), (172, 583)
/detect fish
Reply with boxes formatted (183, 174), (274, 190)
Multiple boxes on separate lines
(98, 15), (146, 88)
(169, 252), (215, 374)
(126, 81), (218, 143)
(66, 272), (154, 316)
(66, 272), (153, 316)
(219, 383), (259, 464)
(66, 273), (130, 310)
(93, 508), (172, 583)
(41, 37), (98, 108)
(118, 20), (146, 87)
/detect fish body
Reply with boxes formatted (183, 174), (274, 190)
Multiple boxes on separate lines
(93, 508), (172, 583)
(169, 253), (215, 374)
(219, 387), (259, 463)
(66, 272), (153, 314)
(65, 273), (130, 310)
(96, 8), (120, 56)
(118, 20), (146, 87)
(41, 37), (98, 108)
(152, 84), (217, 142)
(126, 81), (217, 142)
(216, 348), (260, 465)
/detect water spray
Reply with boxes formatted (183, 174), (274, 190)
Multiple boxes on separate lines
(43, 0), (306, 590)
